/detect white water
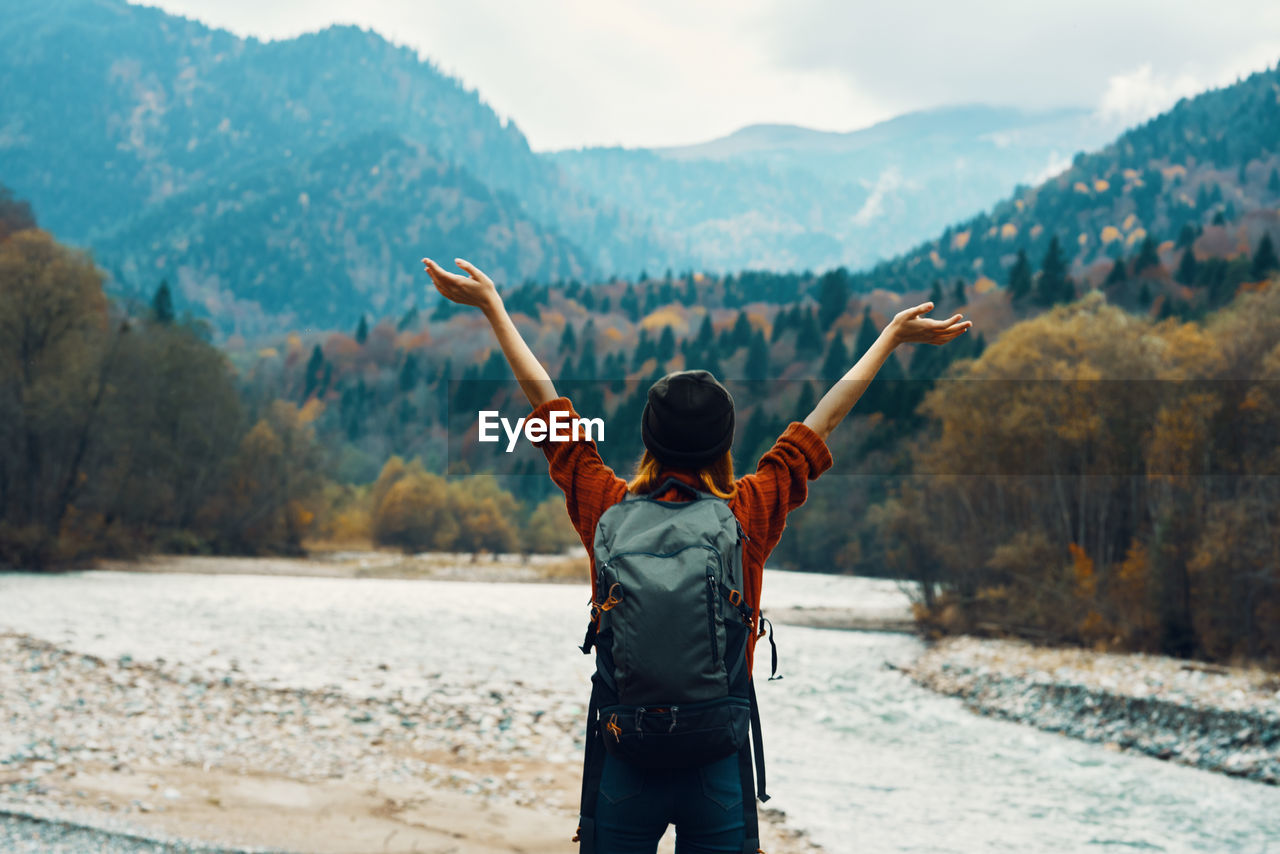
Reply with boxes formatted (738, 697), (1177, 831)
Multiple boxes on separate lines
(1, 569), (1277, 853)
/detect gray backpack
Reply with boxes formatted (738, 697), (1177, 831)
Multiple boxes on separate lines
(573, 477), (778, 854)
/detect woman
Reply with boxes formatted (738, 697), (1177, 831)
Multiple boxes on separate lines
(423, 256), (970, 853)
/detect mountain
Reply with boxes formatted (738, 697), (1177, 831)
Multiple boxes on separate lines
(849, 63), (1280, 300)
(93, 132), (588, 332)
(0, 0), (676, 333)
(549, 105), (1122, 273)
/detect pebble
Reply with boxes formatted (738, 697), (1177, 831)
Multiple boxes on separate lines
(910, 637), (1280, 784)
(0, 630), (584, 828)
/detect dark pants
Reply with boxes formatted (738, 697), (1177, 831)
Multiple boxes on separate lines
(594, 751), (746, 854)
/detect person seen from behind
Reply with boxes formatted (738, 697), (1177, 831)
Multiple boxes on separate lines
(423, 256), (971, 854)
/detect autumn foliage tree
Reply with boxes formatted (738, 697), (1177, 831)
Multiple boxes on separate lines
(891, 284), (1280, 663)
(0, 212), (327, 567)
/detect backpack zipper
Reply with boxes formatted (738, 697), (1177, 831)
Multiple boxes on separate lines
(599, 543), (720, 571)
(705, 570), (720, 667)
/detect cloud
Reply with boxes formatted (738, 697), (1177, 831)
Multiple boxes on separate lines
(1095, 64), (1203, 126)
(1028, 151), (1075, 186)
(139, 0), (1280, 150)
(851, 167), (904, 226)
(759, 0), (1280, 124)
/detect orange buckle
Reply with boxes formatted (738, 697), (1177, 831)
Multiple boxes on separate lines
(728, 589), (743, 607)
(599, 582), (623, 612)
(606, 713), (622, 742)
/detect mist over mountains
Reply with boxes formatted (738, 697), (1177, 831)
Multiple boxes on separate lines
(551, 105), (1120, 274)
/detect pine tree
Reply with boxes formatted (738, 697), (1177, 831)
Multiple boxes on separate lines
(1133, 236), (1160, 275)
(1008, 250), (1032, 302)
(737, 406), (776, 468)
(1195, 183), (1212, 213)
(430, 299), (455, 321)
(559, 321), (577, 355)
(575, 346), (598, 381)
(397, 306), (419, 331)
(355, 315), (369, 344)
(855, 306), (879, 356)
(929, 279), (944, 307)
(745, 330), (770, 380)
(821, 334), (850, 383)
(657, 326), (676, 363)
(817, 268), (850, 331)
(643, 286), (660, 315)
(151, 279), (174, 324)
(731, 310), (753, 350)
(1176, 248), (1198, 284)
(682, 278), (698, 306)
(1036, 236), (1072, 306)
(1105, 257), (1128, 286)
(795, 381), (816, 418)
(952, 279), (966, 306)
(702, 347), (723, 381)
(1175, 223), (1198, 249)
(770, 309), (789, 343)
(632, 329), (654, 370)
(620, 284), (640, 322)
(304, 344), (325, 398)
(696, 314), (715, 350)
(795, 308), (822, 357)
(1252, 233), (1279, 279)
(398, 353), (419, 392)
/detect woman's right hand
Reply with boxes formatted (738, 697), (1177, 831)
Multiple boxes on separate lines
(887, 302), (971, 346)
(422, 257), (501, 311)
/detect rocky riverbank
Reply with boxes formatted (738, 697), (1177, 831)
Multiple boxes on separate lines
(94, 549), (590, 584)
(908, 636), (1280, 784)
(0, 630), (820, 853)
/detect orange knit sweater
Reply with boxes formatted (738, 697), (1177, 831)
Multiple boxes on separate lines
(527, 396), (833, 675)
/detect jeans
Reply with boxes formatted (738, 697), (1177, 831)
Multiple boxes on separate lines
(595, 750), (746, 854)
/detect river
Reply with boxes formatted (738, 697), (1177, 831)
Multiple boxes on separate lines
(1, 569), (1276, 853)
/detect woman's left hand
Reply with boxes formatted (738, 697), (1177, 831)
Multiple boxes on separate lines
(887, 302), (972, 346)
(422, 257), (500, 310)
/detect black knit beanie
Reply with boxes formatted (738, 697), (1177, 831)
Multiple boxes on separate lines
(641, 369), (735, 469)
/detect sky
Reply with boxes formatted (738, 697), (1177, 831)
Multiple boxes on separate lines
(140, 0), (1280, 152)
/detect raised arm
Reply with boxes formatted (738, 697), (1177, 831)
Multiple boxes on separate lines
(802, 301), (970, 441)
(422, 257), (558, 409)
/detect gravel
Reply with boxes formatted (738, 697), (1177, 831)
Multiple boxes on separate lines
(909, 636), (1280, 784)
(0, 807), (287, 853)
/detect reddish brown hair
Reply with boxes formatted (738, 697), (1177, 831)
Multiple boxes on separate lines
(627, 449), (737, 500)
